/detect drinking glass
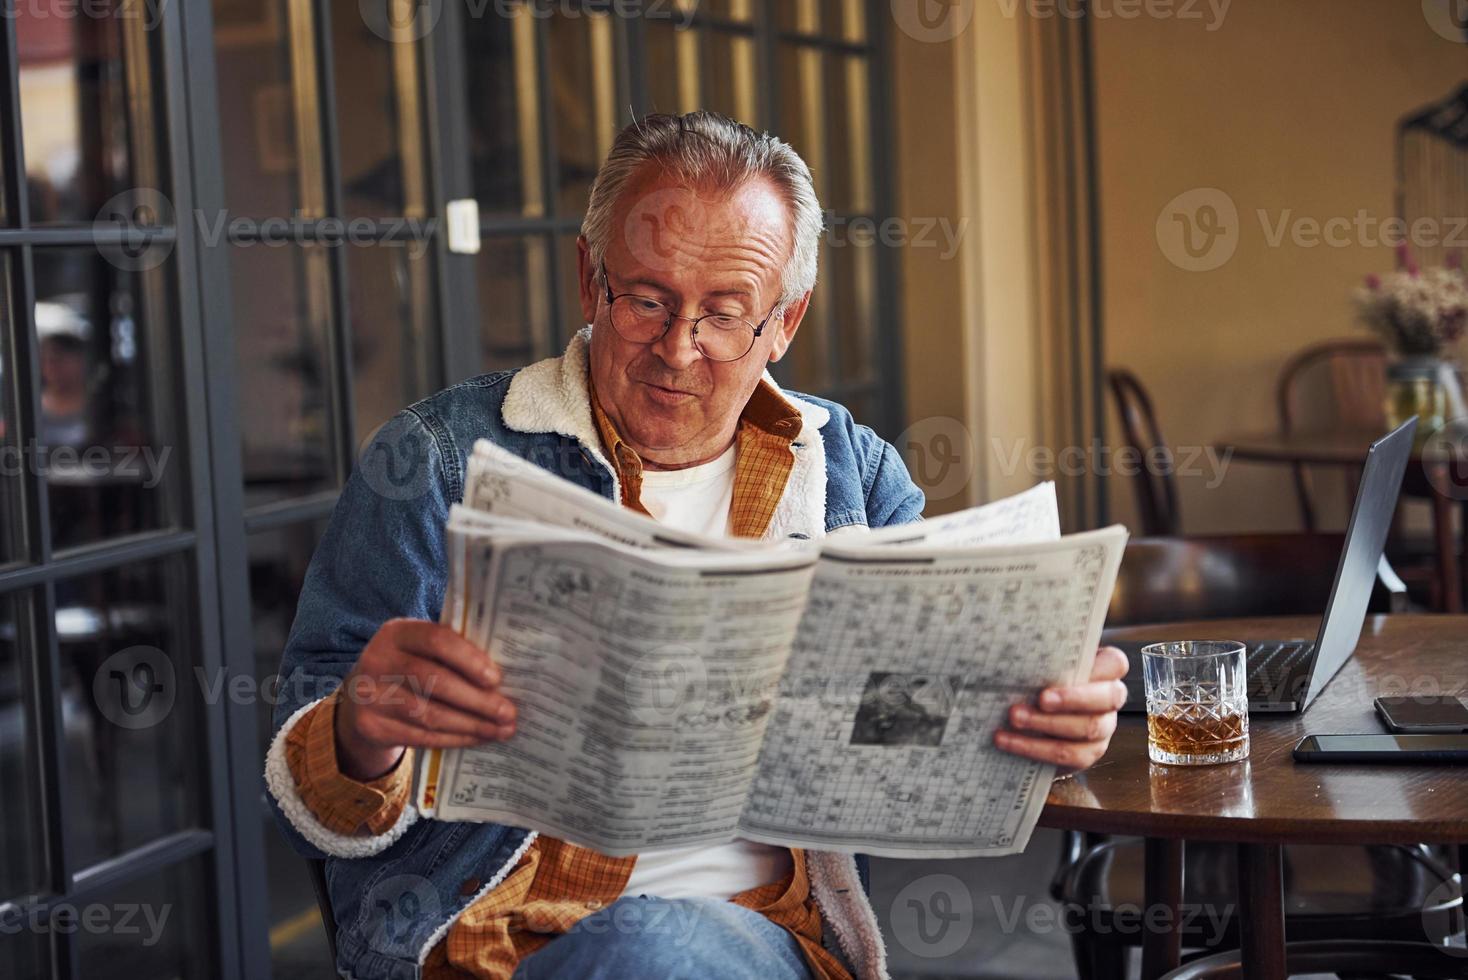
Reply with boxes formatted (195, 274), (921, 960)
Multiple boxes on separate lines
(1142, 640), (1250, 765)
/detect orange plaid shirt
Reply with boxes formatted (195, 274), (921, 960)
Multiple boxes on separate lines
(285, 376), (852, 980)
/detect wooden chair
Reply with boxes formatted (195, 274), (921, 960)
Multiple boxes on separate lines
(1275, 338), (1387, 532)
(1108, 533), (1408, 627)
(1275, 337), (1462, 609)
(1054, 534), (1442, 980)
(1107, 369), (1181, 535)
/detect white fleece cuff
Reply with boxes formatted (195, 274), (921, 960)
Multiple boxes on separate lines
(264, 696), (420, 859)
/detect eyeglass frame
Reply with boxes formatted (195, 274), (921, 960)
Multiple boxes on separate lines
(598, 261), (783, 362)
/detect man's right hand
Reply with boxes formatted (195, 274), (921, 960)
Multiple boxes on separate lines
(334, 618), (517, 781)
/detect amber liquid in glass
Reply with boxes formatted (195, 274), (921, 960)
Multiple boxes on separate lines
(1147, 706), (1248, 758)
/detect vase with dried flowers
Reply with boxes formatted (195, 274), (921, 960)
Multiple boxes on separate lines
(1354, 245), (1467, 444)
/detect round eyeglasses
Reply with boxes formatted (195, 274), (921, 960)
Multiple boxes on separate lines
(600, 262), (780, 362)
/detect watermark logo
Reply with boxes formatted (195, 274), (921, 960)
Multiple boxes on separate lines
(94, 188), (175, 273)
(623, 645), (707, 727)
(1422, 877), (1468, 955)
(1155, 187), (1239, 272)
(356, 421), (436, 502)
(993, 0), (1231, 30)
(93, 646), (176, 731)
(1422, 418), (1468, 501)
(1157, 189), (1467, 271)
(1422, 0), (1468, 42)
(891, 0), (975, 43)
(0, 0), (170, 30)
(896, 416), (976, 502)
(890, 873), (974, 958)
(824, 213), (967, 260)
(622, 187), (713, 275)
(359, 0), (442, 42)
(193, 210), (436, 260)
(0, 902), (172, 945)
(364, 875), (440, 956)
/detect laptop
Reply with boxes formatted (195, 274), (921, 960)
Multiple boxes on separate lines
(1117, 417), (1416, 715)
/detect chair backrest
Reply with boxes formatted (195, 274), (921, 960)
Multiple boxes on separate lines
(306, 858), (338, 962)
(1275, 338), (1387, 530)
(1276, 338), (1387, 435)
(1106, 368), (1180, 536)
(1108, 533), (1402, 627)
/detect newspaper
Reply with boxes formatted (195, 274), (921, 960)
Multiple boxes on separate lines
(415, 440), (1127, 858)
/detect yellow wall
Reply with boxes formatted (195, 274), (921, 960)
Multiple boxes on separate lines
(1094, 2), (1466, 532)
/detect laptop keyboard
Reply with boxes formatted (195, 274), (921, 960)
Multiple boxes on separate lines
(1246, 640), (1315, 701)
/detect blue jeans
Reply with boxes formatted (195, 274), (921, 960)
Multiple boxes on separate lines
(510, 896), (815, 980)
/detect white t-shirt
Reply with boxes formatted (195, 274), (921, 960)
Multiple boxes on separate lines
(620, 446), (794, 901)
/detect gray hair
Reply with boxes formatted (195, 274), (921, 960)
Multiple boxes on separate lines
(580, 111), (823, 307)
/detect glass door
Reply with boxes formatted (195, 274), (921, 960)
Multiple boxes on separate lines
(451, 0), (903, 434)
(0, 0), (235, 977)
(185, 0), (453, 974)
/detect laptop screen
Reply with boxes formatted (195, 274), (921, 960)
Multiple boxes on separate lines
(1299, 418), (1416, 709)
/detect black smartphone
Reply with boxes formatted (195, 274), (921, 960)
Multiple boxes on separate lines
(1374, 695), (1468, 733)
(1293, 733), (1468, 764)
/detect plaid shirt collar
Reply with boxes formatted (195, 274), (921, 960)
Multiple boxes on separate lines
(588, 372), (802, 539)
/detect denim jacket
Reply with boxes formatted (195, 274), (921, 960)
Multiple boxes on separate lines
(265, 329), (924, 980)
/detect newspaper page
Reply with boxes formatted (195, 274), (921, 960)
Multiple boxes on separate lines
(421, 516), (819, 855)
(862, 481), (1062, 549)
(737, 525), (1127, 859)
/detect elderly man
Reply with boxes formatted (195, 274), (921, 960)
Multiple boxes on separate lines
(267, 111), (1128, 980)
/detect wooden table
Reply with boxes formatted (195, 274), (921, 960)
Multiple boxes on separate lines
(1217, 428), (1468, 611)
(1042, 615), (1468, 979)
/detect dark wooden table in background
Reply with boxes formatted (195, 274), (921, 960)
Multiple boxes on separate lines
(1217, 429), (1468, 611)
(1041, 615), (1468, 979)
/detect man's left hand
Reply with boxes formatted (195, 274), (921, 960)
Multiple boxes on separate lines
(995, 646), (1129, 774)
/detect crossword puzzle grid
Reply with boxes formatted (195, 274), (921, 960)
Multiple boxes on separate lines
(744, 546), (1105, 847)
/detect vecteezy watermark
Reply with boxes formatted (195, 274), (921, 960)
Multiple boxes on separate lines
(0, 902), (172, 946)
(356, 418), (438, 502)
(990, 436), (1232, 489)
(891, 0), (976, 43)
(478, 0), (699, 29)
(569, 898), (705, 945)
(1422, 418), (1468, 501)
(889, 873), (974, 958)
(363, 876), (441, 957)
(992, 0), (1230, 31)
(1156, 188), (1468, 272)
(895, 416), (977, 502)
(1421, 877), (1468, 957)
(1155, 188), (1240, 273)
(621, 186), (712, 274)
(0, 441), (172, 488)
(991, 895), (1234, 945)
(92, 650), (443, 730)
(94, 190), (438, 272)
(94, 188), (176, 273)
(0, 0), (169, 30)
(359, 0), (443, 42)
(1422, 0), (1468, 43)
(895, 416), (1233, 503)
(194, 211), (437, 261)
(824, 213), (967, 260)
(361, 0), (699, 42)
(94, 646), (177, 731)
